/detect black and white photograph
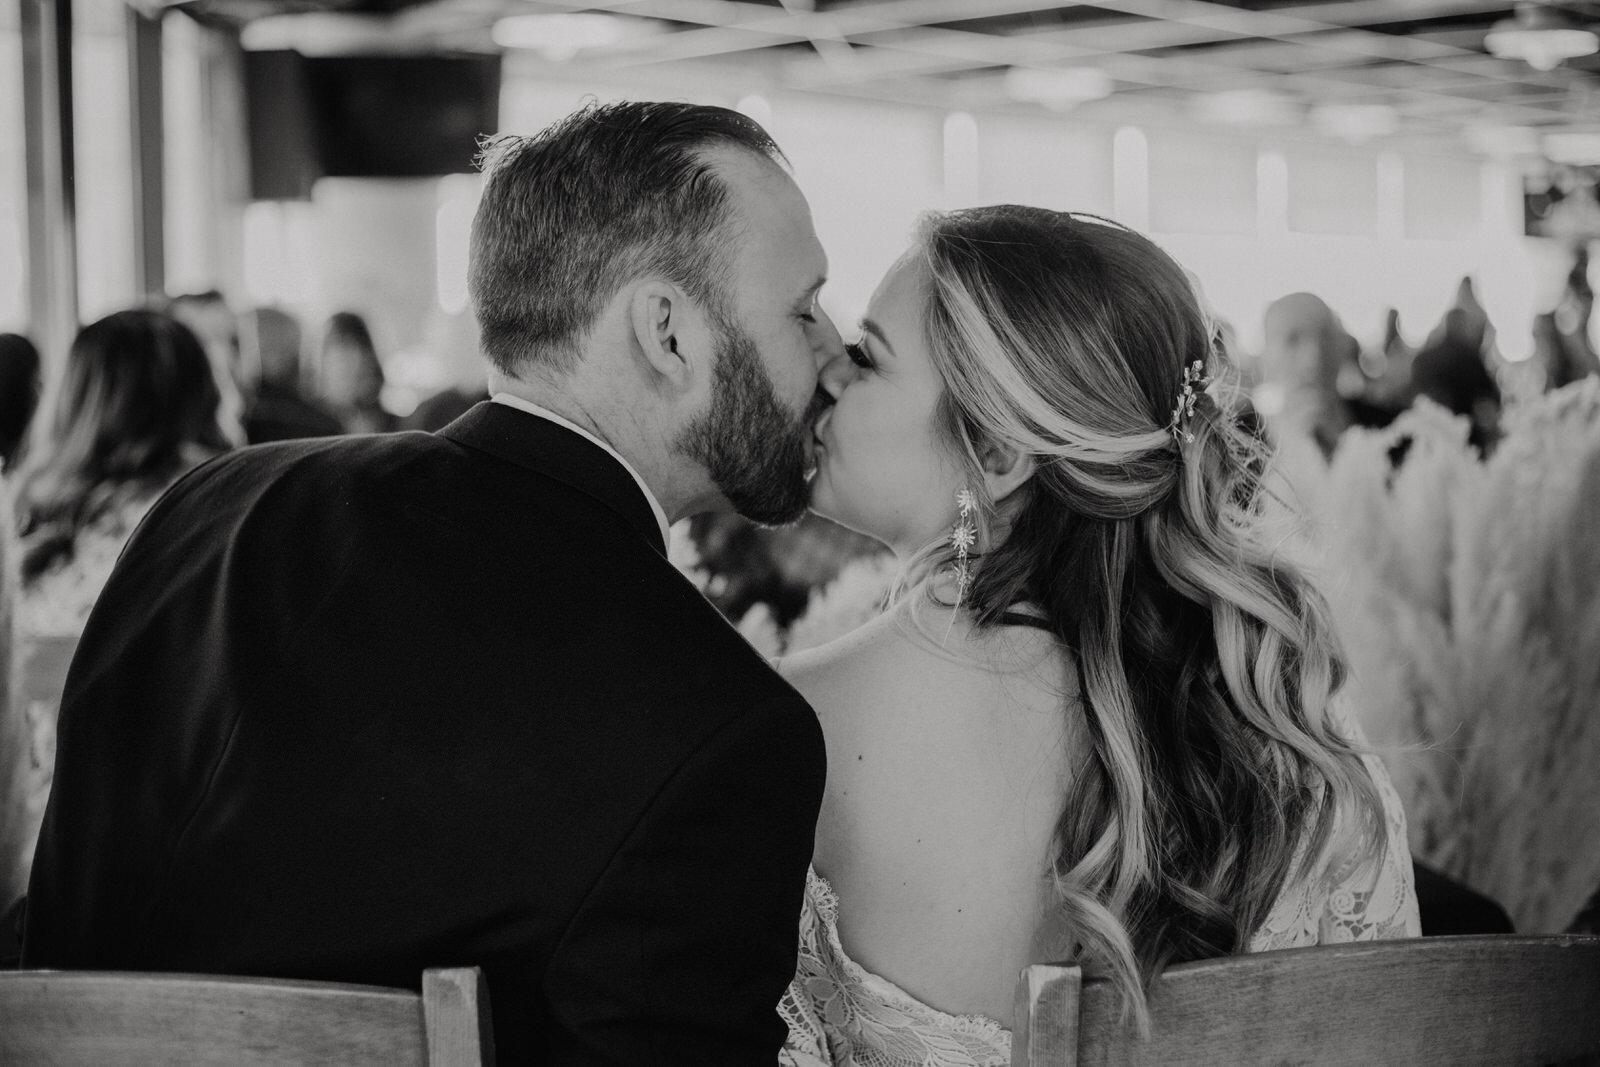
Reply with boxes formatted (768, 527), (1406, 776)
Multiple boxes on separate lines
(0, 0), (1598, 1063)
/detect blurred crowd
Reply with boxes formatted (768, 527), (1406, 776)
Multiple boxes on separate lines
(1244, 252), (1597, 461)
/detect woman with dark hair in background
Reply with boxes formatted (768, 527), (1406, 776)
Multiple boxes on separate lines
(317, 311), (398, 434)
(0, 309), (231, 897)
(0, 333), (42, 471)
(780, 207), (1418, 1066)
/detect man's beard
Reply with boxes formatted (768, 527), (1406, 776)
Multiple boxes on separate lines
(676, 318), (828, 526)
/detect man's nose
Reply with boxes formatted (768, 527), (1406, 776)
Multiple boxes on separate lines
(812, 306), (845, 369)
(811, 309), (849, 398)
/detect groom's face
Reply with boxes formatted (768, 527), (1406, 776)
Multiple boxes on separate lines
(676, 150), (841, 525)
(680, 314), (835, 525)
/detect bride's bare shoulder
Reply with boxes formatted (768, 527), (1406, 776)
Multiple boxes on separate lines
(777, 608), (911, 720)
(779, 594), (1068, 740)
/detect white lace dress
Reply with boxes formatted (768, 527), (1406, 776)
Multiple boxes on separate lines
(778, 752), (1420, 1067)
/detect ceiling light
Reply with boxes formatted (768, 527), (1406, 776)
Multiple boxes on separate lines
(1002, 67), (1113, 111)
(241, 13), (389, 53)
(1311, 104), (1398, 143)
(1189, 89), (1302, 127)
(1485, 3), (1598, 71)
(492, 13), (627, 61)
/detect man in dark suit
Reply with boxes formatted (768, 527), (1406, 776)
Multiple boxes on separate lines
(23, 101), (843, 1064)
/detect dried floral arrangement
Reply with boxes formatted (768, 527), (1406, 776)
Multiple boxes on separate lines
(1284, 380), (1600, 932)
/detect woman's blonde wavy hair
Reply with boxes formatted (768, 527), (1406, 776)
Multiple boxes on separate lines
(901, 205), (1385, 1028)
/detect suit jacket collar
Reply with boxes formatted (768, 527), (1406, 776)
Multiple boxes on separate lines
(439, 402), (668, 556)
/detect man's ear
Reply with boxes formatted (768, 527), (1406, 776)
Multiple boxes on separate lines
(979, 440), (1035, 504)
(629, 281), (698, 392)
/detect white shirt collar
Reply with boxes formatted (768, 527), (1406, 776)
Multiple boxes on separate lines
(490, 393), (671, 547)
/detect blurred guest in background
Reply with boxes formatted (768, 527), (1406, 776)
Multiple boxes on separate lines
(1532, 248), (1598, 391)
(1411, 277), (1502, 452)
(15, 309), (233, 612)
(1257, 292), (1395, 459)
(3, 309), (232, 895)
(0, 333), (41, 471)
(167, 290), (246, 445)
(1360, 307), (1418, 410)
(239, 307), (342, 444)
(317, 311), (398, 434)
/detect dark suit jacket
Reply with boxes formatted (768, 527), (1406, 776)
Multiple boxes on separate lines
(22, 402), (826, 1065)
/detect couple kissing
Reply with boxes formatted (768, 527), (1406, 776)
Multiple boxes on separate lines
(22, 100), (1418, 1065)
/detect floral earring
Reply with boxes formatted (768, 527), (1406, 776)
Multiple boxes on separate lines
(951, 487), (977, 598)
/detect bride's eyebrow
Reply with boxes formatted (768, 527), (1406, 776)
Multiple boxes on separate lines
(859, 318), (895, 357)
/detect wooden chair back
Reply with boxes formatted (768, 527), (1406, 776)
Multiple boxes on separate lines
(1014, 934), (1600, 1066)
(0, 966), (494, 1066)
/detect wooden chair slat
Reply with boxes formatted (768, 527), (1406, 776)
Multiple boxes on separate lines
(0, 967), (489, 1066)
(423, 966), (496, 1067)
(1018, 935), (1600, 1067)
(1013, 963), (1081, 1067)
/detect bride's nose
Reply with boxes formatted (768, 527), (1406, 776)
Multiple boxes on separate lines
(818, 345), (854, 402)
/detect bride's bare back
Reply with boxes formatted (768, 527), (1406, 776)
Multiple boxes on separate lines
(781, 591), (1077, 1025)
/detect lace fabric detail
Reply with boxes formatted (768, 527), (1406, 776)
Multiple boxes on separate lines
(779, 868), (1011, 1067)
(780, 753), (1420, 1065)
(1249, 752), (1422, 950)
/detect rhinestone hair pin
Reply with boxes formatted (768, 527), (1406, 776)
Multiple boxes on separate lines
(1169, 360), (1211, 444)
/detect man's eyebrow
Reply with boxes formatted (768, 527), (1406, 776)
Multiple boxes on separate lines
(797, 276), (826, 300)
(860, 318), (895, 356)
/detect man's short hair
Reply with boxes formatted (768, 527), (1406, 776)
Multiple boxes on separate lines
(468, 100), (785, 376)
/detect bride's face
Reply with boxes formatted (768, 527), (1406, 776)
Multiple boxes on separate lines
(809, 253), (969, 555)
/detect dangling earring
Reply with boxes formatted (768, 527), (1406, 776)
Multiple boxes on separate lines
(951, 487), (977, 599)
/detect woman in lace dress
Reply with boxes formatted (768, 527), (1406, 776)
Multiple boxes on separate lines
(780, 207), (1419, 1067)
(0, 309), (231, 898)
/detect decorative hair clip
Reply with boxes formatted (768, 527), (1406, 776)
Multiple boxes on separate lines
(1169, 360), (1211, 444)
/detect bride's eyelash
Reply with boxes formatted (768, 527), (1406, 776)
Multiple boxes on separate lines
(846, 341), (873, 369)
